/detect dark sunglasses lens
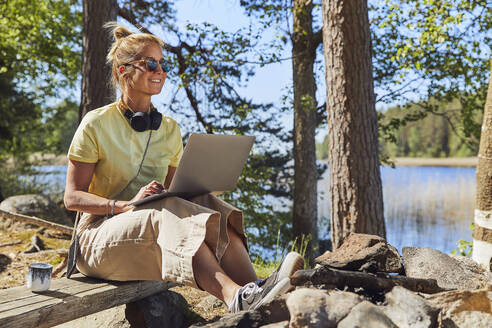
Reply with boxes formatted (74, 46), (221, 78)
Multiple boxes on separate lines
(146, 59), (158, 71)
(160, 60), (171, 73)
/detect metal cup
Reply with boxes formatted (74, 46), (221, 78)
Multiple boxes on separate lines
(26, 263), (52, 292)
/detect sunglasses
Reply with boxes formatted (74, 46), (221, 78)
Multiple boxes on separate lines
(124, 58), (171, 73)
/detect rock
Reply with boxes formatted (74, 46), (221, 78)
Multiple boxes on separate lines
(195, 295), (290, 328)
(0, 254), (12, 273)
(260, 294), (291, 324)
(194, 310), (265, 328)
(0, 194), (72, 229)
(286, 288), (363, 328)
(448, 311), (492, 328)
(382, 286), (439, 328)
(197, 295), (226, 312)
(450, 254), (487, 275)
(451, 254), (492, 283)
(315, 233), (403, 273)
(338, 301), (398, 328)
(23, 234), (46, 253)
(131, 290), (188, 328)
(402, 247), (489, 290)
(260, 321), (289, 328)
(423, 286), (492, 327)
(424, 287), (492, 317)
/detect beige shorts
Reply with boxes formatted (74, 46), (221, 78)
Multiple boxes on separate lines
(76, 194), (247, 289)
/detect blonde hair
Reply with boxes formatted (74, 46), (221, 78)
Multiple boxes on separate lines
(104, 22), (165, 93)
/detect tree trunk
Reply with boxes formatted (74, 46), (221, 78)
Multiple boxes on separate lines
(292, 0), (319, 258)
(472, 59), (492, 271)
(321, 0), (385, 249)
(79, 0), (117, 122)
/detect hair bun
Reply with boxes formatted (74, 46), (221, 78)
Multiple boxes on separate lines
(103, 22), (133, 40)
(113, 26), (133, 40)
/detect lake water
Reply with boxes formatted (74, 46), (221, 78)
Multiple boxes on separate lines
(36, 164), (475, 255)
(319, 166), (475, 254)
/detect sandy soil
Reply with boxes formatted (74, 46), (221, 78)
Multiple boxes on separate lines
(0, 227), (70, 289)
(391, 157), (477, 167)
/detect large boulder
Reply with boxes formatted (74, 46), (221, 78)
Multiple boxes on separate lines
(424, 286), (492, 327)
(337, 301), (398, 328)
(194, 296), (290, 328)
(382, 286), (439, 328)
(286, 288), (363, 328)
(0, 194), (72, 229)
(449, 311), (492, 328)
(193, 311), (265, 328)
(402, 247), (490, 290)
(261, 321), (289, 328)
(129, 290), (188, 328)
(315, 233), (403, 273)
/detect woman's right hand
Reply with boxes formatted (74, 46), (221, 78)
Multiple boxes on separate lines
(129, 180), (165, 203)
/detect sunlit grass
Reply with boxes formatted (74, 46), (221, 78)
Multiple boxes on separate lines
(252, 230), (311, 278)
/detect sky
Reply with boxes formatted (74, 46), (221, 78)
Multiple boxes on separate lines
(144, 0), (324, 140)
(172, 0), (293, 105)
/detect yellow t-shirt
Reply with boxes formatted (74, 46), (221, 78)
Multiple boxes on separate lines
(68, 102), (183, 200)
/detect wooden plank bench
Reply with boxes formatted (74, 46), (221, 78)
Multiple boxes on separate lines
(0, 274), (176, 328)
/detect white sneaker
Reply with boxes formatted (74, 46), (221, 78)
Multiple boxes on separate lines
(228, 252), (304, 313)
(229, 277), (291, 313)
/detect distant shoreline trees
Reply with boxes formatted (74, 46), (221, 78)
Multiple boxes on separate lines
(316, 97), (481, 160)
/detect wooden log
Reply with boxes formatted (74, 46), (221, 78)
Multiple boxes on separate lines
(290, 266), (448, 294)
(0, 240), (22, 247)
(0, 273), (176, 328)
(18, 248), (68, 258)
(0, 209), (73, 235)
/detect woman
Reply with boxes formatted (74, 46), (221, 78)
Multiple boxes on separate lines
(64, 23), (303, 313)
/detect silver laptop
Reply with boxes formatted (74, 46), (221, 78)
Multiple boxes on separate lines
(131, 133), (255, 206)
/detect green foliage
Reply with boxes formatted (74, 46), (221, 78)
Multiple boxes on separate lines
(316, 134), (330, 160)
(451, 222), (475, 257)
(317, 95), (482, 159)
(0, 0), (81, 94)
(243, 0), (490, 161)
(0, 62), (65, 199)
(0, 162), (50, 200)
(0, 63), (43, 158)
(0, 0), (81, 199)
(253, 231), (311, 278)
(372, 0), (490, 143)
(378, 98), (481, 158)
(452, 239), (473, 257)
(42, 100), (79, 154)
(290, 233), (312, 264)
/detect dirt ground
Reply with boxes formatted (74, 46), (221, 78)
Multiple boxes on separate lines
(0, 227), (69, 289)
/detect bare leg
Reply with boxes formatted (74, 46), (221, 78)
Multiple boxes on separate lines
(220, 223), (257, 286)
(192, 242), (241, 307)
